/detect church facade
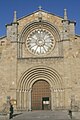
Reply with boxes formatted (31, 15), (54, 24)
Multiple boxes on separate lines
(0, 8), (80, 111)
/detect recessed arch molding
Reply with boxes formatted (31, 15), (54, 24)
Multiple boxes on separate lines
(17, 66), (63, 91)
(16, 66), (65, 111)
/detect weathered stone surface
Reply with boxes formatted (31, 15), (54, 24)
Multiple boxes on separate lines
(0, 9), (80, 111)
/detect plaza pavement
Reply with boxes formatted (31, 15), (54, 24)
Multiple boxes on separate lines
(0, 110), (79, 120)
(11, 110), (75, 120)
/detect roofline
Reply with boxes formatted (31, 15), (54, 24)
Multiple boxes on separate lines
(75, 34), (80, 37)
(69, 20), (76, 25)
(0, 35), (6, 40)
(17, 9), (76, 24)
(17, 9), (63, 21)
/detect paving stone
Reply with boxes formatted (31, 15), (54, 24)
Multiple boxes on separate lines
(11, 111), (74, 120)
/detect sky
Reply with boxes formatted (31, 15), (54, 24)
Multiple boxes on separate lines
(0, 0), (80, 37)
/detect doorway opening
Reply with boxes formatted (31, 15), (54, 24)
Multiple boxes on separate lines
(42, 97), (50, 110)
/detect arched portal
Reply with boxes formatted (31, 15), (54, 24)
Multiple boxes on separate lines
(31, 80), (51, 110)
(17, 66), (64, 111)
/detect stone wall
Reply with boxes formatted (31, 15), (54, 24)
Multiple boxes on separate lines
(0, 9), (80, 110)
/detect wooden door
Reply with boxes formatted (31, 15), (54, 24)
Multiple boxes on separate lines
(31, 80), (51, 110)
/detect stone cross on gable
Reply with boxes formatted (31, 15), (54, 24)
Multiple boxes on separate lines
(38, 6), (42, 10)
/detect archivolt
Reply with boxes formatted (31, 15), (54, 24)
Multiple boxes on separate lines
(17, 66), (63, 90)
(19, 20), (61, 43)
